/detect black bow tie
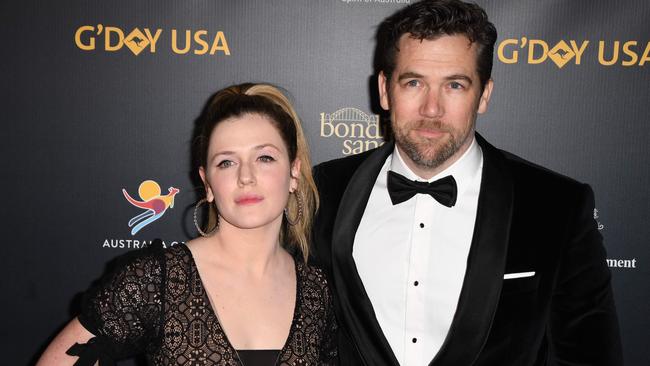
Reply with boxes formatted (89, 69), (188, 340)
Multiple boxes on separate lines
(387, 170), (457, 207)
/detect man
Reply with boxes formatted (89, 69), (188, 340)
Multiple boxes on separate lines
(312, 0), (623, 365)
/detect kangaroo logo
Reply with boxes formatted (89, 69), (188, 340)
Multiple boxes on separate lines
(122, 180), (180, 235)
(547, 40), (575, 68)
(123, 28), (150, 56)
(552, 48), (571, 59)
(129, 36), (145, 47)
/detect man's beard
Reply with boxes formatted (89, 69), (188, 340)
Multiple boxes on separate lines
(392, 119), (470, 170)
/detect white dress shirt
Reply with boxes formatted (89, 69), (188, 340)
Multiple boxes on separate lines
(353, 138), (483, 366)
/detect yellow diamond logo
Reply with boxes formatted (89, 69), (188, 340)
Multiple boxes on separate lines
(124, 28), (149, 56)
(548, 40), (575, 69)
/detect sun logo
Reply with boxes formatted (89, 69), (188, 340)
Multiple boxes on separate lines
(122, 180), (180, 235)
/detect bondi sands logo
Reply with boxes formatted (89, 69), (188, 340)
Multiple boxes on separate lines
(319, 107), (385, 155)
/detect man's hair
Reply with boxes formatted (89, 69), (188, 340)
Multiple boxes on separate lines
(376, 0), (497, 89)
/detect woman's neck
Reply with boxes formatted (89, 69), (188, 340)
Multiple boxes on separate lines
(204, 220), (289, 276)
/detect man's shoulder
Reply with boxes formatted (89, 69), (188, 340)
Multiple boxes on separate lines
(501, 149), (583, 186)
(478, 134), (586, 189)
(313, 147), (377, 188)
(314, 147), (375, 173)
(494, 148), (591, 204)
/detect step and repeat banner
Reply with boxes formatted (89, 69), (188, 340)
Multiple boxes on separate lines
(1, 1), (648, 364)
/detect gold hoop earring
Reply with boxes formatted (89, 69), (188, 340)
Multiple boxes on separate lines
(284, 192), (303, 226)
(193, 198), (218, 237)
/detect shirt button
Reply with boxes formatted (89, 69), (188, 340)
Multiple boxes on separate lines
(414, 281), (419, 286)
(412, 338), (417, 343)
(419, 223), (424, 228)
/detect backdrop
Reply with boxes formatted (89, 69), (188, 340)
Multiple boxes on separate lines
(1, 1), (648, 364)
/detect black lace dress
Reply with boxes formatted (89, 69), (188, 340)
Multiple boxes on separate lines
(70, 243), (338, 365)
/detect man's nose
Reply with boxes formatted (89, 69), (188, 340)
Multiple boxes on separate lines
(421, 89), (444, 118)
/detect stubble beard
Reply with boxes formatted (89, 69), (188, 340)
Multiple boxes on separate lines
(392, 119), (471, 171)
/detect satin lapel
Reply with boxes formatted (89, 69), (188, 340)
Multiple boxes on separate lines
(331, 141), (400, 366)
(431, 134), (514, 366)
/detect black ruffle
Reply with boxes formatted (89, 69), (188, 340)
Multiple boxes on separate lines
(66, 337), (116, 366)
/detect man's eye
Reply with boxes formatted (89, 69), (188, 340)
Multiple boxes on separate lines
(259, 155), (276, 163)
(405, 79), (420, 87)
(449, 81), (464, 89)
(217, 160), (234, 168)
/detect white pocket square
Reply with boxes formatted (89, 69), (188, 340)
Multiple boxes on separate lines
(504, 271), (535, 279)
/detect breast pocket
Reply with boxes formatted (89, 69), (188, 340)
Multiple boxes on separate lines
(501, 275), (540, 294)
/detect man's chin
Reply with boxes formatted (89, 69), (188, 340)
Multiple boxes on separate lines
(416, 141), (460, 166)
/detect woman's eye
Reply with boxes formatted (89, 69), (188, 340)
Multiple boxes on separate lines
(217, 160), (234, 168)
(258, 155), (276, 163)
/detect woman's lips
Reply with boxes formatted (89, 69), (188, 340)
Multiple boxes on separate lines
(235, 195), (264, 205)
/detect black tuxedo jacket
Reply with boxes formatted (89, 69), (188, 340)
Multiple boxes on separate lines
(312, 134), (622, 365)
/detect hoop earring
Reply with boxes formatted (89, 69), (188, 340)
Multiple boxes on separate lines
(193, 198), (218, 237)
(284, 192), (303, 226)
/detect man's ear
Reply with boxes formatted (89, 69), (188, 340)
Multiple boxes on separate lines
(477, 78), (494, 114)
(198, 166), (214, 202)
(378, 71), (390, 111)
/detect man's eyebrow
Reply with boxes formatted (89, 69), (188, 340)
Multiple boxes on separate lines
(397, 72), (473, 85)
(397, 71), (424, 81)
(445, 74), (473, 84)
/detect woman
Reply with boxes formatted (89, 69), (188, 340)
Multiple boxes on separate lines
(37, 83), (338, 365)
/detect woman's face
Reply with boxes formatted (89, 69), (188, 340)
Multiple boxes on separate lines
(199, 113), (299, 231)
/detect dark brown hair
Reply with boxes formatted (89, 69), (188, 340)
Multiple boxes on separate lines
(376, 0), (497, 89)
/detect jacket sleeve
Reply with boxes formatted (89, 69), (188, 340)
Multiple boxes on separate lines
(549, 184), (623, 365)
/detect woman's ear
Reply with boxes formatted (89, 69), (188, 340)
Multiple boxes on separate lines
(289, 159), (301, 193)
(199, 166), (215, 202)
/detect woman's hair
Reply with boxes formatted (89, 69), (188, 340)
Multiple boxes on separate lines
(194, 83), (318, 262)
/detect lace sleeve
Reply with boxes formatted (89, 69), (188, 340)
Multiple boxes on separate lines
(76, 243), (165, 360)
(320, 270), (340, 365)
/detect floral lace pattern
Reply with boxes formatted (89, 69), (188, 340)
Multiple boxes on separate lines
(78, 244), (338, 365)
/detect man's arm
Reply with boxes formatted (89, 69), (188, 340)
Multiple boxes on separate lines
(549, 184), (623, 365)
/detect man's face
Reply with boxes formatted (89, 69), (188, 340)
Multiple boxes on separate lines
(379, 34), (493, 179)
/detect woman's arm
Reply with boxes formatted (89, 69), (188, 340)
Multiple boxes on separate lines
(36, 317), (94, 366)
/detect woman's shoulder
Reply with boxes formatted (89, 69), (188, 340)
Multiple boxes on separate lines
(160, 241), (192, 263)
(297, 260), (332, 291)
(100, 240), (166, 280)
(97, 241), (191, 285)
(295, 260), (336, 331)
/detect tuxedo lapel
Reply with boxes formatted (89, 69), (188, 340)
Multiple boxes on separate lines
(430, 134), (514, 365)
(331, 141), (400, 366)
